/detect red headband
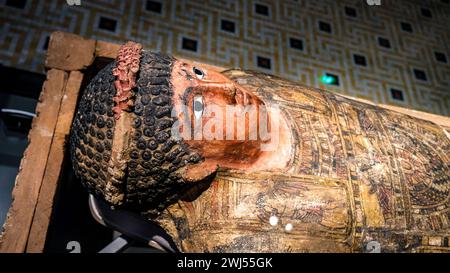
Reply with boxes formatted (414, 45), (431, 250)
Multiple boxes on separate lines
(112, 41), (143, 120)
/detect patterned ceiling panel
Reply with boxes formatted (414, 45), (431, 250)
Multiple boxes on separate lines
(1, 0), (449, 115)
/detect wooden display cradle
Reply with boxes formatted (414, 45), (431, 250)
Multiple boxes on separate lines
(0, 31), (449, 253)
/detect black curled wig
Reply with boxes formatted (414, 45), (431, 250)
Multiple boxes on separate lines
(70, 51), (203, 217)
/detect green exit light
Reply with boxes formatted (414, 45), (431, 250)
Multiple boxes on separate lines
(321, 74), (339, 86)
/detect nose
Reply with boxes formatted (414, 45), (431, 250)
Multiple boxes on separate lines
(198, 82), (260, 106)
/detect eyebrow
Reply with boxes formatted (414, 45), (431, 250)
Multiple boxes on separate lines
(181, 68), (193, 81)
(181, 86), (195, 107)
(179, 87), (197, 129)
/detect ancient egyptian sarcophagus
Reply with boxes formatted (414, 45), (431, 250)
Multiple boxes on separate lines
(70, 42), (450, 253)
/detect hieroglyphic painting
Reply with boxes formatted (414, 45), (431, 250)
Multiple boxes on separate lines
(156, 70), (450, 253)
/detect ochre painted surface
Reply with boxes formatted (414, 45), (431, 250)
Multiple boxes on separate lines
(156, 70), (450, 253)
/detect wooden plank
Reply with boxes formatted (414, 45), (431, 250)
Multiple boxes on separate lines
(26, 71), (84, 253)
(95, 40), (120, 59)
(46, 31), (96, 71)
(0, 69), (68, 253)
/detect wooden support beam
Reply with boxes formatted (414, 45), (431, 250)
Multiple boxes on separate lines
(95, 40), (120, 60)
(45, 31), (96, 71)
(26, 71), (84, 253)
(0, 69), (68, 253)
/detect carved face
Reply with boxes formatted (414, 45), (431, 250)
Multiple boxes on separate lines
(170, 60), (267, 166)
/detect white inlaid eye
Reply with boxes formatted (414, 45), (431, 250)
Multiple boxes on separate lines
(193, 96), (204, 120)
(193, 67), (204, 79)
